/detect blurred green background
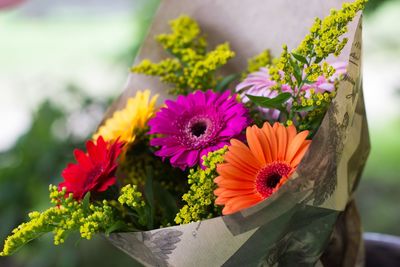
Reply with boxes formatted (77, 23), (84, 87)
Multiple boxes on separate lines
(0, 0), (399, 266)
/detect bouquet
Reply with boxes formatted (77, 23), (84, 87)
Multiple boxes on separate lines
(1, 0), (369, 266)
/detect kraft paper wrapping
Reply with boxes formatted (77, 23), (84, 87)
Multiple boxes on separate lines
(104, 1), (370, 266)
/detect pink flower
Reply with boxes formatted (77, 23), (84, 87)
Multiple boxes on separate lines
(236, 61), (347, 119)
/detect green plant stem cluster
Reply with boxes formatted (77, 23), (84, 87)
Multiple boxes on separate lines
(174, 147), (227, 225)
(131, 16), (235, 95)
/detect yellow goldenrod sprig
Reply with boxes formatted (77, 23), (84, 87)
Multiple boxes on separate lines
(1, 186), (119, 256)
(175, 146), (228, 225)
(118, 184), (146, 210)
(131, 16), (235, 95)
(241, 49), (272, 80)
(156, 15), (207, 57)
(296, 0), (367, 60)
(118, 184), (149, 227)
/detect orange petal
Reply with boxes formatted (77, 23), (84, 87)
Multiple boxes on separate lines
(255, 126), (272, 163)
(275, 123), (288, 161)
(216, 188), (255, 198)
(214, 176), (224, 184)
(246, 126), (267, 165)
(290, 140), (311, 167)
(230, 138), (250, 150)
(226, 194), (261, 206)
(217, 164), (256, 182)
(214, 173), (252, 184)
(215, 179), (255, 189)
(286, 130), (309, 163)
(224, 152), (259, 175)
(232, 198), (261, 212)
(262, 122), (278, 161)
(222, 206), (234, 215)
(229, 139), (263, 169)
(224, 194), (262, 214)
(287, 124), (297, 144)
(214, 187), (226, 195)
(215, 196), (230, 205)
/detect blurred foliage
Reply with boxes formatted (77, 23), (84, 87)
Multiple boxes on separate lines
(0, 89), (136, 267)
(364, 0), (395, 13)
(356, 119), (400, 236)
(357, 181), (400, 236)
(359, 0), (400, 236)
(115, 0), (160, 68)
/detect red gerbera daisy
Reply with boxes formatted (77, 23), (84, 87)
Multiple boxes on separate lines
(58, 136), (124, 200)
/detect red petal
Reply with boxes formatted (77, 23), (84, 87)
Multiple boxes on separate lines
(61, 163), (85, 182)
(108, 140), (123, 163)
(98, 137), (109, 161)
(74, 149), (92, 170)
(86, 140), (103, 164)
(96, 176), (117, 192)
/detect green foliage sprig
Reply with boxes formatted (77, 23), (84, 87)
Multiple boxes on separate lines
(131, 16), (235, 95)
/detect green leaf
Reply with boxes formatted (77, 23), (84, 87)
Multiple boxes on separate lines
(293, 105), (315, 112)
(291, 52), (308, 65)
(82, 192), (91, 213)
(105, 221), (126, 236)
(308, 113), (325, 138)
(154, 182), (178, 223)
(303, 79), (315, 85)
(215, 74), (239, 92)
(289, 57), (303, 85)
(144, 167), (154, 229)
(314, 57), (323, 64)
(247, 92), (292, 111)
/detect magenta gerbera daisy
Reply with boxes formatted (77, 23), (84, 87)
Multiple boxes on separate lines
(148, 90), (250, 170)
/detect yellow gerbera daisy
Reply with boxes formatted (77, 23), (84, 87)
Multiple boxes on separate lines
(94, 90), (158, 144)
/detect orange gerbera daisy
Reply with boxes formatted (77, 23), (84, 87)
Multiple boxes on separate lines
(214, 122), (311, 215)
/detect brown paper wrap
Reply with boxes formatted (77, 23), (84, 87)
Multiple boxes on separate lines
(103, 1), (370, 266)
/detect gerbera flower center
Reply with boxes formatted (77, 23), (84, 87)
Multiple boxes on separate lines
(181, 116), (220, 149)
(255, 161), (292, 198)
(190, 120), (208, 137)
